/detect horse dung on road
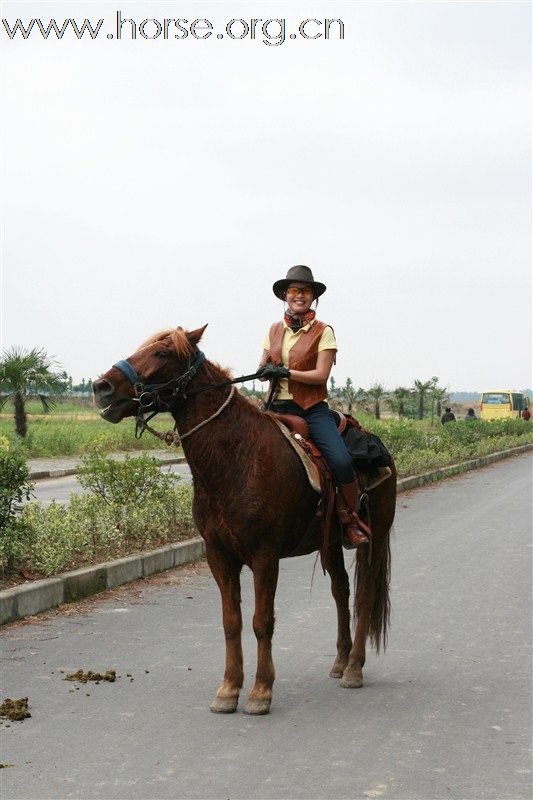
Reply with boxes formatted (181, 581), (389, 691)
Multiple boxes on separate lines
(93, 325), (397, 715)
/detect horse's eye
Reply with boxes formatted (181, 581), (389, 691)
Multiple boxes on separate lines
(155, 351), (168, 359)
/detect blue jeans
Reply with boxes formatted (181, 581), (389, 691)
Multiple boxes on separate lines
(273, 400), (355, 485)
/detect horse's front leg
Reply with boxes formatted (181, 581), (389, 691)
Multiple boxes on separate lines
(324, 540), (352, 679)
(244, 556), (279, 716)
(205, 545), (244, 713)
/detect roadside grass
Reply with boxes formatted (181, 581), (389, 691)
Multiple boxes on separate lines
(0, 397), (96, 416)
(0, 397), (179, 456)
(3, 398), (532, 462)
(0, 415), (174, 456)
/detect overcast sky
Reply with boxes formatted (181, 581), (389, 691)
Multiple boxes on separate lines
(2, 0), (531, 392)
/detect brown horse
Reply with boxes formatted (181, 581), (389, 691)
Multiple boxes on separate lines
(93, 325), (396, 715)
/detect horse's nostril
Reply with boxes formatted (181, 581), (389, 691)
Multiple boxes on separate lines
(92, 378), (112, 396)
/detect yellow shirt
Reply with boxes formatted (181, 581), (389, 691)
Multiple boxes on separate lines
(262, 321), (337, 400)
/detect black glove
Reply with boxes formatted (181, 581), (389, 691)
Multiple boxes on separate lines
(257, 364), (291, 381)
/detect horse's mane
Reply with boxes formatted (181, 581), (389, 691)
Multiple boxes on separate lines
(138, 327), (235, 385)
(138, 328), (195, 357)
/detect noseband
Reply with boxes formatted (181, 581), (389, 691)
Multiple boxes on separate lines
(112, 349), (207, 440)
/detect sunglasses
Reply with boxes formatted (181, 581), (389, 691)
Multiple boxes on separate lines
(286, 286), (314, 298)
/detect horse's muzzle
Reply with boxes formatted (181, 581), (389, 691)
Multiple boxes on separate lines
(92, 378), (137, 423)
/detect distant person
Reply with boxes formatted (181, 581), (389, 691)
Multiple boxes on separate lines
(441, 407), (456, 424)
(464, 408), (477, 421)
(522, 408), (531, 421)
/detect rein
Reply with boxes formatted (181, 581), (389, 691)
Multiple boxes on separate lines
(112, 349), (263, 445)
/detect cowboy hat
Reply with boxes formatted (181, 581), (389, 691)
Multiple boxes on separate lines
(272, 265), (327, 300)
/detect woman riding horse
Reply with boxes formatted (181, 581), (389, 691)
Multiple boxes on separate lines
(258, 265), (370, 548)
(93, 286), (396, 714)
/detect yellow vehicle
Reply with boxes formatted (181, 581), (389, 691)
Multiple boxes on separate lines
(480, 390), (530, 420)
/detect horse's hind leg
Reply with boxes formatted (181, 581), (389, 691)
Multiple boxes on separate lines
(206, 545), (244, 713)
(340, 562), (375, 688)
(244, 555), (279, 716)
(325, 541), (352, 679)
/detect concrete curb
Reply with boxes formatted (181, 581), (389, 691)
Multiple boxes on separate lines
(2, 443), (531, 626)
(29, 456), (187, 481)
(0, 538), (205, 626)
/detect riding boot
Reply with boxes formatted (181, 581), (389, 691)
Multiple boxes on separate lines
(336, 481), (371, 549)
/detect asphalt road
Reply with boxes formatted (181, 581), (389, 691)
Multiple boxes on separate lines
(1, 454), (531, 800)
(31, 463), (192, 506)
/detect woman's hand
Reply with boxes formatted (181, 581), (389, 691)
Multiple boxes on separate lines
(257, 364), (291, 381)
(256, 349), (335, 385)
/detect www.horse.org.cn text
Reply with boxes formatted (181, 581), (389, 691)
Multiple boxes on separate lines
(2, 14), (346, 47)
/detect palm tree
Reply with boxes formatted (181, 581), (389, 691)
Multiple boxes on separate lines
(389, 386), (411, 418)
(413, 379), (434, 420)
(0, 347), (67, 437)
(340, 377), (357, 414)
(430, 383), (449, 421)
(365, 383), (387, 419)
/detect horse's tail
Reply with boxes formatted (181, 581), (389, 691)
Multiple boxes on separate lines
(353, 463), (396, 652)
(354, 529), (392, 652)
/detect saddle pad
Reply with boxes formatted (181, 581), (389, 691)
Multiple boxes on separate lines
(273, 419), (322, 493)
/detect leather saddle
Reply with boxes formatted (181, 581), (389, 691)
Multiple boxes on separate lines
(268, 410), (392, 564)
(270, 411), (391, 493)
(270, 413), (323, 492)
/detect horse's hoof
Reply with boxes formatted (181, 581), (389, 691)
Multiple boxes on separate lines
(210, 696), (238, 714)
(340, 677), (363, 688)
(340, 669), (363, 688)
(329, 666), (344, 679)
(243, 698), (271, 715)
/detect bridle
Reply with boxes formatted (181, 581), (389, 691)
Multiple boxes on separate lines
(112, 349), (263, 444)
(113, 349), (207, 414)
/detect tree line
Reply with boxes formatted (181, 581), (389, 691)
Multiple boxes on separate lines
(241, 375), (450, 421)
(328, 376), (449, 420)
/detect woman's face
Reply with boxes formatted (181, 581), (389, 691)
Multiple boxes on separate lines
(285, 283), (314, 315)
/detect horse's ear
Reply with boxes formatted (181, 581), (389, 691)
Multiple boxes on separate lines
(186, 324), (208, 346)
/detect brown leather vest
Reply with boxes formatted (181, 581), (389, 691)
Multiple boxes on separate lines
(267, 320), (329, 410)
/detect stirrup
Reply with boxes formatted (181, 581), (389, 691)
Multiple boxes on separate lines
(340, 506), (370, 549)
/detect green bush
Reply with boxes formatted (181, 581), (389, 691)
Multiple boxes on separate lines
(0, 440), (34, 571)
(14, 454), (195, 577)
(355, 417), (532, 478)
(77, 450), (180, 505)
